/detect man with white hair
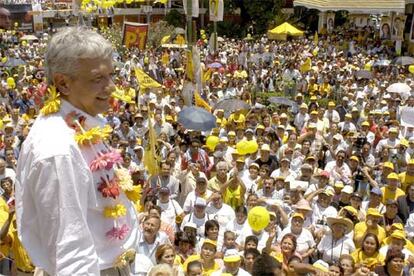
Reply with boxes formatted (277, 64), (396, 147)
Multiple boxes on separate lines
(15, 28), (138, 275)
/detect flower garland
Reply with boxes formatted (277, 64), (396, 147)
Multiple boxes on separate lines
(40, 86), (60, 116)
(41, 87), (138, 241)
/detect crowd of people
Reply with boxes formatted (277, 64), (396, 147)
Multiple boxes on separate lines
(0, 19), (413, 276)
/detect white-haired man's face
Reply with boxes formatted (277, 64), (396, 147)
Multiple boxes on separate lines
(56, 58), (115, 116)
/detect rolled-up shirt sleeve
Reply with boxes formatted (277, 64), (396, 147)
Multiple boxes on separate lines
(19, 155), (100, 275)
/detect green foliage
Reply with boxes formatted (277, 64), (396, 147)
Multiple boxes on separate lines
(146, 20), (175, 48)
(100, 24), (125, 55)
(165, 9), (185, 27)
(216, 21), (243, 38)
(241, 0), (283, 35)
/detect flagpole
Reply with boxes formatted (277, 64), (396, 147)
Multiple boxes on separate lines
(213, 21), (217, 53)
(186, 0), (193, 48)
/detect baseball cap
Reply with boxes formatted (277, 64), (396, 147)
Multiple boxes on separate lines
(387, 173), (399, 180)
(385, 199), (398, 206)
(317, 171), (330, 178)
(223, 249), (241, 262)
(183, 222), (197, 229)
(194, 197), (207, 207)
(292, 212), (304, 220)
(341, 185), (354, 195)
(261, 144), (270, 151)
(159, 187), (170, 194)
(366, 208), (382, 218)
(202, 239), (217, 248)
(383, 162), (394, 170)
(370, 187), (383, 196)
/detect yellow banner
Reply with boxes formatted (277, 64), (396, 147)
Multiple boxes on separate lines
(134, 69), (161, 89)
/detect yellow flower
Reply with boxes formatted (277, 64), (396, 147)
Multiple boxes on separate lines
(115, 168), (134, 191)
(103, 204), (127, 218)
(125, 185), (141, 202)
(40, 86), (61, 115)
(100, 125), (113, 139)
(75, 127), (101, 145)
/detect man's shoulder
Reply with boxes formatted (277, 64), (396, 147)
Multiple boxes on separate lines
(21, 115), (76, 162)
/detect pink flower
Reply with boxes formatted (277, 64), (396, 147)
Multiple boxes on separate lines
(90, 150), (123, 171)
(105, 224), (130, 240)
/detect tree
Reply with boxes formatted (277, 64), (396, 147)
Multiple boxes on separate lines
(165, 9), (185, 27)
(238, 0), (283, 35)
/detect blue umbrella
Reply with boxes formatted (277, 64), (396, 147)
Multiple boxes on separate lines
(208, 62), (223, 69)
(178, 106), (216, 131)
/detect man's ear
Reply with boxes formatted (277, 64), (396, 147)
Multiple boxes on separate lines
(52, 73), (71, 96)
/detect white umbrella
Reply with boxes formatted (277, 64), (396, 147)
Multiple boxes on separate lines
(20, 35), (38, 41)
(386, 82), (411, 99)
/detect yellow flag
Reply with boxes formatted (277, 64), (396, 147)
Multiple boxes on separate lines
(300, 57), (311, 73)
(154, 0), (168, 3)
(194, 91), (211, 112)
(135, 68), (161, 89)
(186, 50), (194, 81)
(314, 32), (318, 45)
(143, 115), (159, 176)
(202, 68), (212, 83)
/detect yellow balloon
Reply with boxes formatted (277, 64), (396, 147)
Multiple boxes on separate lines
(245, 140), (259, 154)
(21, 40), (27, 46)
(364, 63), (372, 71)
(236, 140), (250, 155)
(409, 65), (414, 74)
(1, 57), (7, 63)
(7, 77), (15, 89)
(312, 49), (318, 56)
(206, 135), (219, 151)
(248, 206), (270, 232)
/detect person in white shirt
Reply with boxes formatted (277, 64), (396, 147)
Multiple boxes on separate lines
(324, 149), (352, 185)
(157, 187), (184, 227)
(376, 127), (400, 156)
(277, 212), (315, 263)
(241, 163), (260, 194)
(183, 177), (213, 213)
(134, 216), (170, 266)
(181, 198), (214, 239)
(15, 28), (138, 275)
(317, 217), (355, 264)
(206, 192), (236, 235)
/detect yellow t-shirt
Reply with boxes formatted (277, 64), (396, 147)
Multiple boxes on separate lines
(320, 83), (332, 97)
(223, 185), (244, 209)
(182, 254), (220, 276)
(381, 186), (405, 204)
(354, 222), (387, 246)
(351, 249), (384, 270)
(10, 228), (34, 272)
(398, 172), (414, 193)
(228, 113), (245, 127)
(308, 83), (319, 95)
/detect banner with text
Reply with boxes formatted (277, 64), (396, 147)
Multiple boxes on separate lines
(122, 22), (148, 50)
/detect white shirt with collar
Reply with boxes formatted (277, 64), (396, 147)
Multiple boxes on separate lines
(15, 100), (138, 275)
(134, 230), (170, 265)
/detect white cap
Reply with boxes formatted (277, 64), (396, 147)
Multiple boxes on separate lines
(194, 197), (207, 207)
(341, 185), (354, 194)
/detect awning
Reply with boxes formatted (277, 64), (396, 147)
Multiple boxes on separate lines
(294, 0), (406, 14)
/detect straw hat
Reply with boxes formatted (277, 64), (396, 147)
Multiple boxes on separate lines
(292, 199), (312, 211)
(326, 217), (354, 234)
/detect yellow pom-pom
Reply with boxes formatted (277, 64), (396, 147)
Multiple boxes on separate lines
(103, 204), (127, 218)
(125, 186), (141, 202)
(40, 86), (61, 115)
